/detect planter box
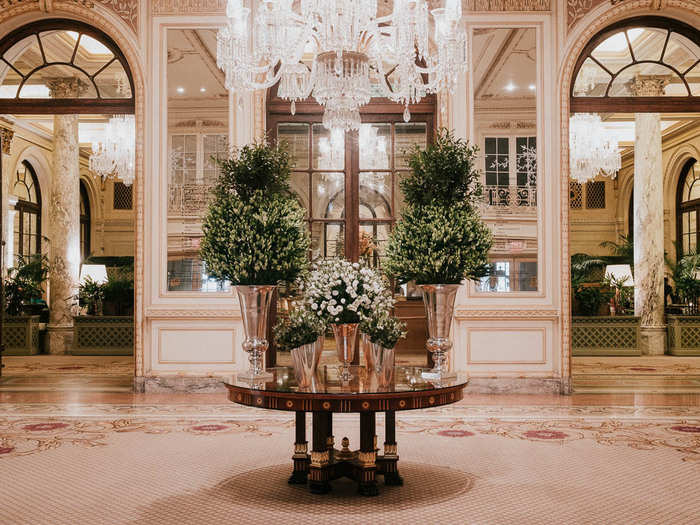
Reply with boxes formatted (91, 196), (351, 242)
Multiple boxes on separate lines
(572, 316), (641, 356)
(667, 315), (700, 356)
(2, 315), (41, 355)
(72, 316), (133, 356)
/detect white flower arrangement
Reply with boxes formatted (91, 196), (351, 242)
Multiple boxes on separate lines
(300, 258), (394, 325)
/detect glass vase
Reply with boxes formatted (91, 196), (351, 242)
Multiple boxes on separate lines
(332, 323), (359, 382)
(236, 285), (276, 381)
(290, 335), (324, 389)
(370, 342), (395, 388)
(420, 284), (460, 380)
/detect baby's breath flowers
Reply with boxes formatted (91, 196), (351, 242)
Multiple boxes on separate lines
(300, 259), (394, 325)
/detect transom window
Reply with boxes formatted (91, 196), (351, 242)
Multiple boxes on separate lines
(0, 20), (134, 114)
(12, 160), (42, 263)
(571, 17), (700, 112)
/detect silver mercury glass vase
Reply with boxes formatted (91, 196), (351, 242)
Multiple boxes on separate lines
(290, 335), (324, 389)
(236, 284), (276, 381)
(420, 284), (460, 380)
(332, 323), (359, 382)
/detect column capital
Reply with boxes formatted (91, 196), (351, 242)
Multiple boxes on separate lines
(46, 77), (90, 98)
(0, 125), (14, 155)
(629, 75), (668, 97)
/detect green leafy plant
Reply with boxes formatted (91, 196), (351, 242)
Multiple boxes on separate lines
(200, 139), (310, 286)
(273, 307), (325, 352)
(3, 254), (50, 316)
(103, 273), (134, 316)
(78, 277), (106, 315)
(385, 203), (493, 284)
(669, 252), (700, 305)
(571, 253), (606, 290)
(600, 234), (634, 264)
(573, 286), (611, 316)
(400, 128), (483, 209)
(360, 313), (407, 349)
(215, 139), (291, 201)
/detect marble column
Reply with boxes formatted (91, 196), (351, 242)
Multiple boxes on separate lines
(1, 124), (14, 272)
(632, 77), (667, 355)
(46, 79), (85, 354)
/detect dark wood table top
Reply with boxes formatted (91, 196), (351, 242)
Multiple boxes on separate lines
(223, 366), (468, 413)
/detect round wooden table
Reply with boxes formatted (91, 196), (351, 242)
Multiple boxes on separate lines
(223, 365), (468, 496)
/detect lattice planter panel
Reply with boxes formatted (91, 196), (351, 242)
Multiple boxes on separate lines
(667, 315), (700, 356)
(2, 315), (41, 355)
(72, 316), (133, 356)
(572, 316), (641, 356)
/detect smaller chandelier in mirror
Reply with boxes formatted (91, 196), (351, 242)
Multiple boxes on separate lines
(569, 113), (621, 184)
(89, 115), (135, 186)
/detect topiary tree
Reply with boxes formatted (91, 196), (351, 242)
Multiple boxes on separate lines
(399, 128), (483, 209)
(386, 128), (493, 284)
(200, 139), (310, 286)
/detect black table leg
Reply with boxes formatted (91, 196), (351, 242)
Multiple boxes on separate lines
(357, 411), (379, 496)
(288, 411), (308, 484)
(309, 411), (332, 494)
(381, 410), (403, 486)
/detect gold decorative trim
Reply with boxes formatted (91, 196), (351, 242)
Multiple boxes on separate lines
(455, 309), (560, 320)
(145, 308), (239, 318)
(383, 443), (398, 456)
(293, 442), (308, 456)
(152, 0), (227, 15)
(310, 450), (330, 467)
(357, 450), (377, 467)
(461, 0), (551, 10)
(0, 126), (14, 155)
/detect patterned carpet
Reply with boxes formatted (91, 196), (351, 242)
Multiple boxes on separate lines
(1, 404), (699, 524)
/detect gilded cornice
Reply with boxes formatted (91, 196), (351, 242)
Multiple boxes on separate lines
(567, 0), (672, 33)
(152, 0), (227, 15)
(0, 126), (14, 155)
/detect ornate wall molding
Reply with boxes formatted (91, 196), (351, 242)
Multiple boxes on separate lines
(94, 1), (138, 34)
(463, 0), (550, 10)
(455, 309), (560, 320)
(568, 0), (672, 33)
(0, 126), (14, 155)
(152, 0), (227, 15)
(145, 308), (240, 319)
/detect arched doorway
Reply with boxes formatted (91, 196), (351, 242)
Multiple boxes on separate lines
(567, 16), (700, 391)
(0, 18), (137, 386)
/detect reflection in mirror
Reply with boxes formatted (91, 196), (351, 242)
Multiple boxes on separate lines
(166, 28), (230, 292)
(472, 27), (539, 293)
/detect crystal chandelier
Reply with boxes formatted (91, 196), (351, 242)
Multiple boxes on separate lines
(217, 0), (466, 131)
(569, 113), (621, 184)
(89, 115), (135, 186)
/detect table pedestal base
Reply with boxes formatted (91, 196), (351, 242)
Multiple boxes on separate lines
(290, 411), (402, 496)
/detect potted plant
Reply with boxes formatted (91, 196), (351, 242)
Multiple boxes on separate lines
(385, 129), (493, 379)
(3, 254), (50, 355)
(78, 277), (106, 316)
(273, 307), (326, 387)
(200, 139), (310, 379)
(301, 258), (394, 381)
(360, 313), (406, 387)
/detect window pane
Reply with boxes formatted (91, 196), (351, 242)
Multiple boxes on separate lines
(39, 31), (77, 64)
(359, 123), (391, 170)
(312, 172), (344, 219)
(359, 172), (392, 219)
(590, 32), (633, 74)
(573, 57), (611, 97)
(395, 122), (427, 169)
(278, 123), (309, 170)
(290, 172), (309, 217)
(313, 125), (344, 170)
(311, 221), (344, 259)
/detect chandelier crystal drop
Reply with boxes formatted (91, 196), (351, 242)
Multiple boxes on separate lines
(89, 115), (135, 186)
(217, 0), (467, 130)
(569, 113), (621, 184)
